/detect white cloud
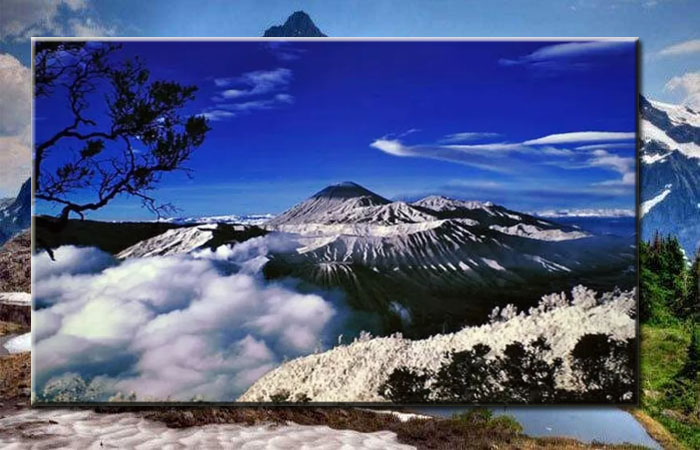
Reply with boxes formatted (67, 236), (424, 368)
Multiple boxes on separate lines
(0, 53), (31, 136)
(33, 243), (340, 401)
(215, 68), (292, 98)
(0, 0), (112, 40)
(68, 17), (115, 37)
(369, 138), (522, 173)
(439, 132), (500, 143)
(575, 143), (636, 151)
(0, 53), (30, 194)
(588, 149), (635, 186)
(205, 69), (294, 121)
(200, 110), (236, 121)
(664, 71), (700, 109)
(658, 39), (700, 57)
(0, 135), (30, 196)
(524, 131), (635, 145)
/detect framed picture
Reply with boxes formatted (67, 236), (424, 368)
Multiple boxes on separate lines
(32, 38), (638, 404)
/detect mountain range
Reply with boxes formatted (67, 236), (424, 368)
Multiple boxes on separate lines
(640, 96), (700, 258)
(115, 181), (635, 337)
(262, 182), (634, 335)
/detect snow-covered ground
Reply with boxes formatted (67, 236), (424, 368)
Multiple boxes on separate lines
(0, 409), (413, 449)
(241, 286), (635, 402)
(3, 332), (30, 354)
(0, 292), (31, 306)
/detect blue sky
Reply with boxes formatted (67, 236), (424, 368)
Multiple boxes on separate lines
(34, 39), (636, 219)
(1, 0), (698, 216)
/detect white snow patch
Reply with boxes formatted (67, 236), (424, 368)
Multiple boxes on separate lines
(641, 119), (700, 159)
(481, 257), (506, 271)
(3, 332), (30, 353)
(0, 409), (414, 449)
(0, 292), (31, 306)
(640, 186), (672, 216)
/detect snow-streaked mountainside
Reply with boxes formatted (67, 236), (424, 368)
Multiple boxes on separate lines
(0, 178), (30, 244)
(640, 96), (700, 256)
(261, 182), (633, 331)
(240, 286), (635, 402)
(117, 224), (266, 258)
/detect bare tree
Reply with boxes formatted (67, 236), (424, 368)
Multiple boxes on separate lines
(34, 42), (210, 223)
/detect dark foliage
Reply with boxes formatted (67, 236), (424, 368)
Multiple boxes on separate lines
(570, 334), (637, 403)
(378, 367), (432, 403)
(640, 233), (697, 323)
(433, 344), (494, 402)
(380, 337), (576, 403)
(495, 337), (563, 403)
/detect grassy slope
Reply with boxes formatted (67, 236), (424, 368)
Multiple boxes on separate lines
(639, 324), (699, 449)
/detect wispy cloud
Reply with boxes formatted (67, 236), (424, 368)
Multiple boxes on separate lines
(658, 39), (700, 57)
(575, 143), (635, 151)
(214, 68), (292, 99)
(664, 71), (700, 109)
(588, 149), (635, 186)
(369, 138), (518, 173)
(265, 42), (306, 62)
(203, 68), (294, 121)
(371, 126), (636, 189)
(438, 132), (501, 143)
(200, 110), (236, 121)
(524, 131), (635, 145)
(499, 41), (634, 74)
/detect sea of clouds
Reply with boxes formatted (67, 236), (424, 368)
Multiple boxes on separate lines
(33, 235), (372, 401)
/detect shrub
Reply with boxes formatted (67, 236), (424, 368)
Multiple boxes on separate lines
(378, 367), (431, 403)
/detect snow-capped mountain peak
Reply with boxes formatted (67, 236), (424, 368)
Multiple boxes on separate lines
(412, 195), (494, 212)
(640, 95), (700, 256)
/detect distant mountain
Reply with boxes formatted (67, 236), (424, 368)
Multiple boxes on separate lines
(263, 182), (634, 335)
(640, 96), (700, 257)
(0, 179), (30, 244)
(158, 213), (274, 226)
(535, 208), (635, 218)
(263, 11), (326, 37)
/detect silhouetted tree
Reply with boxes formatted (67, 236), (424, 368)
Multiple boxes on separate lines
(570, 333), (636, 402)
(34, 41), (210, 223)
(378, 367), (431, 403)
(433, 344), (496, 402)
(494, 337), (563, 403)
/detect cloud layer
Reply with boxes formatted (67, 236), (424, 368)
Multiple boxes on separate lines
(33, 240), (342, 401)
(664, 71), (700, 109)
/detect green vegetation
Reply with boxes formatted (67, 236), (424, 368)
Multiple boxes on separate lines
(640, 234), (698, 324)
(639, 233), (699, 449)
